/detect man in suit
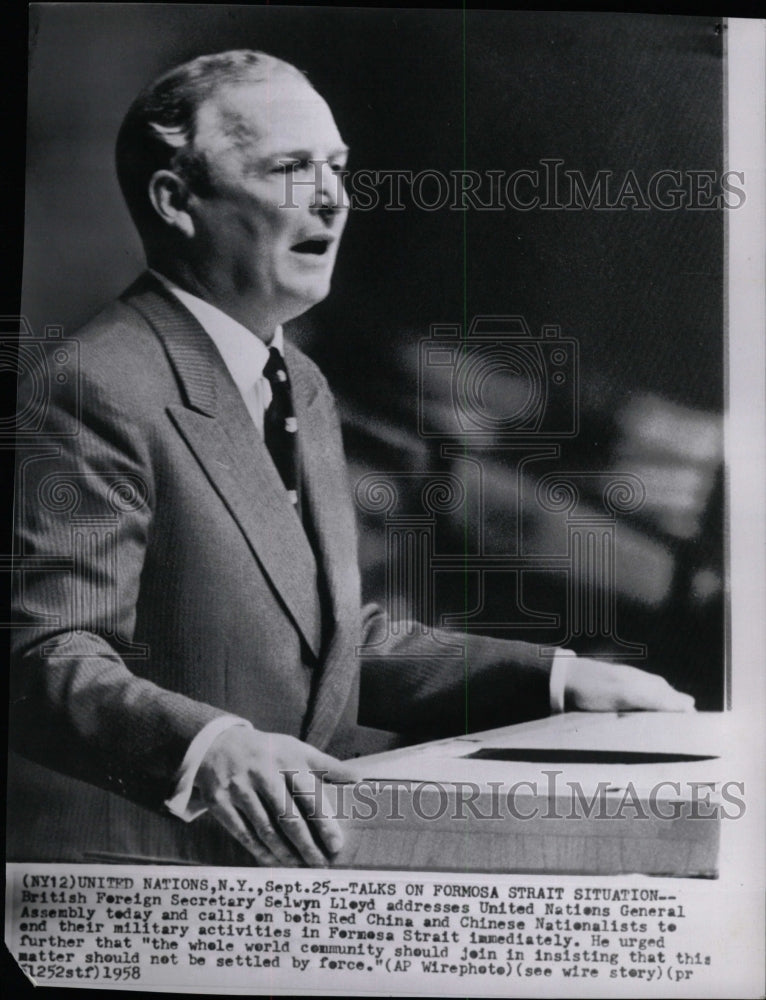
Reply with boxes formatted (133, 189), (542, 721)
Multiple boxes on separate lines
(10, 50), (693, 867)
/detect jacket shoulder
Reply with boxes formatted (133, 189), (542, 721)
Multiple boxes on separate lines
(16, 291), (178, 449)
(70, 295), (168, 376)
(54, 290), (178, 411)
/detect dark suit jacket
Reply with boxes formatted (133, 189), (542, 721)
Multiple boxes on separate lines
(9, 274), (554, 864)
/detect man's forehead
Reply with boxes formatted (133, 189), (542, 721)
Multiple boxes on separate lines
(194, 77), (342, 154)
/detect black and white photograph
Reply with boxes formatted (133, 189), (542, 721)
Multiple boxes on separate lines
(4, 5), (765, 996)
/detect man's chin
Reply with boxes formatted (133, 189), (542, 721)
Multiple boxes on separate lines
(282, 279), (333, 316)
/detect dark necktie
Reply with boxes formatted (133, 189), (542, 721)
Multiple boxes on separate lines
(262, 346), (299, 507)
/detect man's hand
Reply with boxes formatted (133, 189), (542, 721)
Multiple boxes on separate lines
(194, 728), (357, 867)
(565, 658), (695, 713)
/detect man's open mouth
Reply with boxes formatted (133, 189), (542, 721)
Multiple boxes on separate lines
(290, 238), (332, 255)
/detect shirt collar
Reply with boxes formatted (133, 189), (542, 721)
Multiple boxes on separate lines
(149, 269), (284, 392)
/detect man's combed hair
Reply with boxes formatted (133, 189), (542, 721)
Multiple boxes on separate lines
(115, 50), (309, 235)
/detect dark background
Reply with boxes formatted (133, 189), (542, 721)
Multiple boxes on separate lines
(20, 6), (726, 707)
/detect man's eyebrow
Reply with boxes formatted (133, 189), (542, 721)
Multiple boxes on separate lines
(267, 145), (350, 161)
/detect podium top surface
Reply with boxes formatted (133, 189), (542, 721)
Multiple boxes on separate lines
(345, 712), (731, 792)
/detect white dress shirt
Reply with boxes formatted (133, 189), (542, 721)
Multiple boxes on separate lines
(152, 270), (284, 436)
(150, 271), (571, 822)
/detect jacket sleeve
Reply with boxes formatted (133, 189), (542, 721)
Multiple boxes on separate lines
(10, 355), (227, 809)
(357, 603), (554, 738)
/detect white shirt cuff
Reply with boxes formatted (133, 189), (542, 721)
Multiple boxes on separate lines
(550, 648), (576, 714)
(164, 715), (253, 822)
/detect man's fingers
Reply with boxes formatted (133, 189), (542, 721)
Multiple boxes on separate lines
(567, 658), (696, 713)
(197, 731), (355, 866)
(208, 795), (289, 867)
(260, 778), (329, 867)
(229, 783), (304, 867)
(634, 678), (696, 712)
(309, 750), (359, 785)
(675, 692), (696, 711)
(614, 671), (696, 712)
(290, 771), (345, 859)
(653, 683), (695, 712)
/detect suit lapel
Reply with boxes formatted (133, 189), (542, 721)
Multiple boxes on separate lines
(125, 275), (322, 660)
(289, 347), (359, 624)
(288, 346), (362, 747)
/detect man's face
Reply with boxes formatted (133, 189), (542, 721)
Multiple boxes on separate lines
(185, 73), (349, 322)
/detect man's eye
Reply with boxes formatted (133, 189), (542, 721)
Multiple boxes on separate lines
(272, 159), (311, 174)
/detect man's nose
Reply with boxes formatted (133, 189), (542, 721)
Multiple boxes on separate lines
(312, 162), (348, 220)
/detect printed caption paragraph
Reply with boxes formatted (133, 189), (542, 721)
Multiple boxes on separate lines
(5, 865), (758, 995)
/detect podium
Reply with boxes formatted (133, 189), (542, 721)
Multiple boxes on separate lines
(331, 712), (727, 877)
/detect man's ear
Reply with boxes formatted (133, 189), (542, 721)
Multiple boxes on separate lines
(148, 170), (195, 238)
